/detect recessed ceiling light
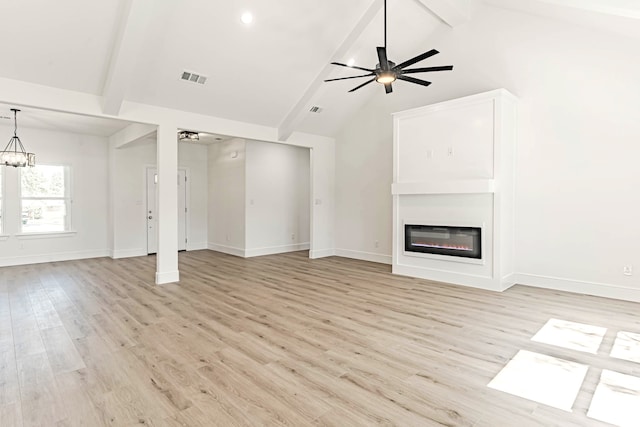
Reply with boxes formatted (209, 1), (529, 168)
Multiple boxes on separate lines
(347, 58), (355, 67)
(241, 12), (253, 25)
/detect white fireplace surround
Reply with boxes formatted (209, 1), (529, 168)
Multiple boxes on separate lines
(392, 89), (517, 291)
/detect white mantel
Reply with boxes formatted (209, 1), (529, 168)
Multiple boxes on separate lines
(392, 89), (517, 291)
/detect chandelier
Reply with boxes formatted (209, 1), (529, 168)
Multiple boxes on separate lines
(1, 109), (35, 167)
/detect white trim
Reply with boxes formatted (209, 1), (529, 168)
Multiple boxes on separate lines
(393, 263), (500, 291)
(155, 270), (179, 285)
(392, 180), (495, 195)
(334, 248), (392, 265)
(208, 242), (246, 257)
(0, 234), (9, 241)
(0, 249), (109, 267)
(245, 243), (310, 258)
(16, 230), (77, 239)
(111, 248), (147, 259)
(501, 273), (517, 291)
(309, 248), (335, 259)
(514, 273), (640, 303)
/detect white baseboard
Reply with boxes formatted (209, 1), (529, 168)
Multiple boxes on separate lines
(111, 248), (147, 259)
(0, 249), (110, 267)
(334, 248), (392, 265)
(156, 270), (180, 285)
(245, 243), (310, 258)
(207, 243), (246, 258)
(501, 273), (517, 291)
(309, 248), (336, 259)
(514, 273), (640, 303)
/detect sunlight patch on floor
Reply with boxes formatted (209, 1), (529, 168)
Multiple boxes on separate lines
(610, 331), (640, 363)
(587, 369), (640, 426)
(531, 318), (606, 354)
(488, 349), (588, 411)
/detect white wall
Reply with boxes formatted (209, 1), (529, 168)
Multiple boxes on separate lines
(207, 138), (311, 258)
(207, 138), (246, 256)
(0, 125), (109, 266)
(335, 4), (640, 300)
(245, 140), (310, 257)
(110, 138), (208, 258)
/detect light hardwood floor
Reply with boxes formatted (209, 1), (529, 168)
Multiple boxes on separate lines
(1, 250), (639, 426)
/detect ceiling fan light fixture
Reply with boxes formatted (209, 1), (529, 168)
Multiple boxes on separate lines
(324, 0), (453, 94)
(178, 130), (199, 141)
(376, 72), (396, 84)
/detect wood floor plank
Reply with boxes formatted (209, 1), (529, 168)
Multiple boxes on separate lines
(1, 250), (639, 426)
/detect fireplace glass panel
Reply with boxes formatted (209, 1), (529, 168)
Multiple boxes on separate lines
(404, 225), (481, 259)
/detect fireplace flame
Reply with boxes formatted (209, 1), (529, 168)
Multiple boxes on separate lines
(412, 242), (473, 251)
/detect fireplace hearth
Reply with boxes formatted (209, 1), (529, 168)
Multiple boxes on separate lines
(404, 224), (482, 260)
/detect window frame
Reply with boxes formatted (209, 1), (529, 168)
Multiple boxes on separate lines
(18, 164), (72, 234)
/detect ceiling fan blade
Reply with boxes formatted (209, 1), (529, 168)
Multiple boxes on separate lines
(384, 83), (393, 94)
(331, 62), (374, 73)
(398, 75), (432, 87)
(324, 73), (375, 82)
(400, 65), (453, 74)
(393, 49), (439, 70)
(348, 78), (376, 92)
(377, 47), (390, 70)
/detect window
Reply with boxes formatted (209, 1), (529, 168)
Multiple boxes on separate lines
(20, 165), (70, 233)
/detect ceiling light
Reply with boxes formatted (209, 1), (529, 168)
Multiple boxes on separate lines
(241, 12), (253, 24)
(178, 131), (199, 141)
(1, 109), (35, 168)
(347, 58), (355, 67)
(376, 71), (396, 84)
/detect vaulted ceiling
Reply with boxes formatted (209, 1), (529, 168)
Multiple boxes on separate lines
(0, 0), (638, 139)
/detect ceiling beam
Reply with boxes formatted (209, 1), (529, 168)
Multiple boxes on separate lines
(102, 0), (155, 116)
(277, 0), (384, 142)
(109, 122), (157, 149)
(414, 0), (471, 27)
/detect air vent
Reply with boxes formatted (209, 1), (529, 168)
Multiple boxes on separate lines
(180, 70), (207, 85)
(309, 106), (323, 113)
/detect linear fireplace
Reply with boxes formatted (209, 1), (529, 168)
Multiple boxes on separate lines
(404, 224), (482, 260)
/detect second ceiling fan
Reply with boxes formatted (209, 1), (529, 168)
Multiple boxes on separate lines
(325, 0), (453, 94)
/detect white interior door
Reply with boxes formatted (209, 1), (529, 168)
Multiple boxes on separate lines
(147, 168), (187, 254)
(146, 169), (158, 254)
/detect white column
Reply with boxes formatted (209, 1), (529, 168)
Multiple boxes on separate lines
(155, 124), (179, 284)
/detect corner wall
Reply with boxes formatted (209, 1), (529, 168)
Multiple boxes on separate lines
(207, 138), (247, 256)
(245, 140), (310, 257)
(334, 4), (640, 300)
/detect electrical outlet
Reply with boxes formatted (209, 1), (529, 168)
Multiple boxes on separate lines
(225, 234), (230, 242)
(623, 265), (633, 276)
(426, 150), (433, 159)
(447, 146), (454, 156)
(291, 233), (295, 241)
(375, 240), (379, 248)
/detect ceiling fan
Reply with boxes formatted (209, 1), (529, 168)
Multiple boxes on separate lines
(325, 0), (453, 94)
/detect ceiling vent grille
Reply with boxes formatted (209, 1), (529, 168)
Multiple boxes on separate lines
(181, 71), (207, 85)
(309, 106), (323, 113)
